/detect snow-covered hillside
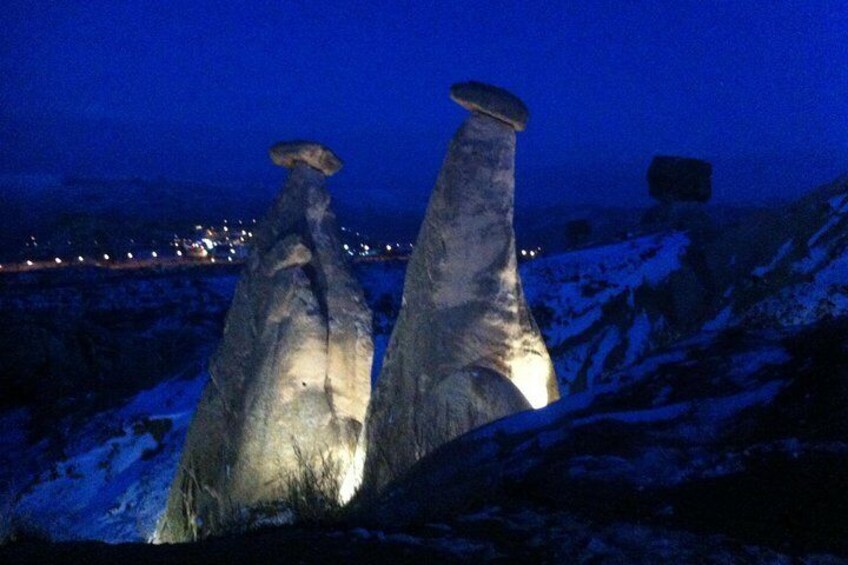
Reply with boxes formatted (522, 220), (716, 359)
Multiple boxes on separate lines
(522, 232), (690, 393)
(711, 176), (848, 328)
(357, 319), (848, 558)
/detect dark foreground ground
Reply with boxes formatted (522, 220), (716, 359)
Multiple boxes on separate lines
(6, 502), (841, 565)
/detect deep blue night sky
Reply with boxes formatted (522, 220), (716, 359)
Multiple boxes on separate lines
(1, 1), (846, 214)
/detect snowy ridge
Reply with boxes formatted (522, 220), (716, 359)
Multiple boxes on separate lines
(521, 232), (689, 392)
(731, 179), (848, 327)
(13, 374), (207, 542)
(360, 319), (848, 560)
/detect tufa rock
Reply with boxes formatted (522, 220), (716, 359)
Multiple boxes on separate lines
(155, 145), (372, 542)
(358, 84), (558, 495)
(450, 81), (530, 131)
(647, 155), (712, 204)
(269, 141), (343, 176)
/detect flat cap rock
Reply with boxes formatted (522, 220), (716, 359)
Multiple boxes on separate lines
(269, 141), (343, 176)
(450, 81), (529, 131)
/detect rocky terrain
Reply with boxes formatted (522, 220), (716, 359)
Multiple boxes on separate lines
(1, 173), (847, 561)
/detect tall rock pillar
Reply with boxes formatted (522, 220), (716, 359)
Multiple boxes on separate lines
(155, 142), (372, 542)
(359, 82), (559, 495)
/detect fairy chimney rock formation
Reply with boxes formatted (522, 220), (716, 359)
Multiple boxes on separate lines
(359, 82), (558, 495)
(647, 155), (712, 204)
(642, 155), (715, 238)
(155, 141), (372, 542)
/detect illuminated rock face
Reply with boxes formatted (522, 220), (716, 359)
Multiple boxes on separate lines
(155, 158), (372, 542)
(360, 90), (559, 495)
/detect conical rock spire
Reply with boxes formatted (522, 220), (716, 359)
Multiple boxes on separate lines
(359, 83), (558, 494)
(155, 143), (372, 542)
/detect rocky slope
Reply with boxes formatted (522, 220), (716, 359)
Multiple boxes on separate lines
(354, 319), (848, 558)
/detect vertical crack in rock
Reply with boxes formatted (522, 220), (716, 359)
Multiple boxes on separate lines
(359, 82), (559, 495)
(155, 142), (372, 542)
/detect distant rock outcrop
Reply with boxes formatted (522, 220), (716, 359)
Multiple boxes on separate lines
(643, 156), (715, 241)
(647, 155), (712, 204)
(155, 142), (373, 542)
(358, 82), (558, 495)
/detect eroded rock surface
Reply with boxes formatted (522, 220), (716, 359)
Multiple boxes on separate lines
(359, 83), (558, 495)
(155, 145), (372, 542)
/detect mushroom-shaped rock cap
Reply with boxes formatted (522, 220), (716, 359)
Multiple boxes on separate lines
(450, 81), (529, 131)
(268, 141), (343, 176)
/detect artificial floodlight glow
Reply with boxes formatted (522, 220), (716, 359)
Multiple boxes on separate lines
(509, 350), (553, 409)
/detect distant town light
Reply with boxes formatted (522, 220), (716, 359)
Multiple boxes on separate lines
(54, 257), (62, 264)
(103, 254), (110, 260)
(210, 257), (216, 263)
(26, 260), (33, 266)
(386, 245), (392, 251)
(151, 251), (158, 258)
(78, 256), (84, 262)
(127, 252), (134, 259)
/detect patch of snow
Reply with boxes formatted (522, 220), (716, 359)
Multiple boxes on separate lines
(807, 215), (842, 248)
(828, 193), (848, 214)
(693, 381), (786, 426)
(585, 327), (621, 388)
(622, 312), (652, 367)
(752, 240), (793, 277)
(793, 246), (829, 274)
(727, 347), (791, 383)
(702, 306), (734, 332)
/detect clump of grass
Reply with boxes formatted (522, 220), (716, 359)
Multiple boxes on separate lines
(279, 442), (343, 525)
